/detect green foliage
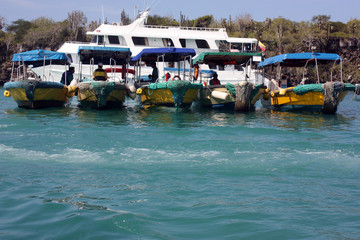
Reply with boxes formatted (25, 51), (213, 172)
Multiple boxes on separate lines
(311, 15), (331, 30)
(330, 21), (347, 33)
(193, 15), (213, 28)
(347, 18), (360, 37)
(147, 15), (179, 26)
(330, 31), (351, 38)
(121, 9), (131, 25)
(6, 19), (33, 43)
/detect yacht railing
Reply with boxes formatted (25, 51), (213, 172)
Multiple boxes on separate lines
(144, 25), (225, 32)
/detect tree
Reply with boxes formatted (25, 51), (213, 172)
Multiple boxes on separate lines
(0, 16), (5, 31)
(147, 15), (178, 26)
(6, 19), (33, 42)
(311, 15), (331, 31)
(270, 17), (295, 54)
(88, 19), (101, 32)
(234, 14), (254, 37)
(67, 11), (87, 41)
(4, 32), (14, 52)
(121, 9), (131, 26)
(347, 18), (360, 37)
(193, 15), (213, 28)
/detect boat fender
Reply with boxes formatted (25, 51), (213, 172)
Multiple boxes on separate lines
(279, 89), (286, 95)
(136, 88), (143, 95)
(172, 76), (181, 80)
(4, 90), (11, 97)
(211, 90), (230, 101)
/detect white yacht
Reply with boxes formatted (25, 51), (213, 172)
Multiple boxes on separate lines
(35, 9), (263, 84)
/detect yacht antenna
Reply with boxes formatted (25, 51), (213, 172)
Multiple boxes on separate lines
(134, 5), (138, 20)
(102, 6), (105, 24)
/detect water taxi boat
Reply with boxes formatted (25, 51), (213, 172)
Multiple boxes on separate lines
(193, 52), (266, 111)
(131, 47), (203, 108)
(4, 49), (74, 109)
(75, 46), (135, 109)
(258, 52), (355, 114)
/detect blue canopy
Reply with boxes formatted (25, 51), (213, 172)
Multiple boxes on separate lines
(131, 48), (196, 62)
(78, 46), (131, 65)
(258, 52), (342, 68)
(78, 46), (131, 53)
(12, 49), (69, 66)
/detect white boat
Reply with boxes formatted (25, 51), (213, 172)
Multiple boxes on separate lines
(32, 9), (262, 84)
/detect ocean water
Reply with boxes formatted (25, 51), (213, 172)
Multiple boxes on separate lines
(1, 87), (360, 240)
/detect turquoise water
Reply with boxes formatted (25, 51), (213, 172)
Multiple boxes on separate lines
(1, 87), (360, 240)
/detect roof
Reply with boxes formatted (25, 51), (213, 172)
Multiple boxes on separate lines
(78, 46), (131, 65)
(131, 48), (196, 62)
(258, 52), (342, 67)
(226, 37), (258, 43)
(12, 49), (69, 66)
(192, 52), (262, 65)
(77, 46), (131, 53)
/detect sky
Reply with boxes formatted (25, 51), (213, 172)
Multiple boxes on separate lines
(1, 0), (360, 25)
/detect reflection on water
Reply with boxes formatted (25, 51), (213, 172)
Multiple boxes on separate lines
(1, 88), (360, 133)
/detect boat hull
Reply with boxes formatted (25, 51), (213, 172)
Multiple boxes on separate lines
(197, 85), (235, 109)
(77, 81), (127, 109)
(4, 81), (68, 109)
(136, 80), (202, 108)
(261, 83), (353, 113)
(197, 83), (265, 111)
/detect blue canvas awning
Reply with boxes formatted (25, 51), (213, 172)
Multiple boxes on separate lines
(78, 46), (131, 65)
(77, 46), (131, 53)
(12, 49), (69, 66)
(258, 52), (342, 67)
(131, 48), (196, 62)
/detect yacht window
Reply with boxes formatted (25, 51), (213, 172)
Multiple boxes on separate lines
(91, 36), (97, 43)
(179, 39), (186, 48)
(162, 38), (174, 47)
(235, 65), (244, 71)
(132, 37), (149, 46)
(243, 43), (251, 52)
(108, 35), (120, 44)
(66, 54), (73, 63)
(216, 40), (230, 52)
(195, 39), (210, 49)
(97, 36), (104, 45)
(209, 64), (217, 70)
(230, 43), (243, 52)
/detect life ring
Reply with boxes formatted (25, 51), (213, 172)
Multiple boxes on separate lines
(4, 90), (11, 97)
(172, 75), (181, 80)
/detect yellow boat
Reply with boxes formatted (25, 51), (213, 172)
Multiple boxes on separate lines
(4, 49), (73, 109)
(75, 46), (135, 109)
(132, 48), (202, 108)
(136, 80), (202, 108)
(258, 52), (355, 114)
